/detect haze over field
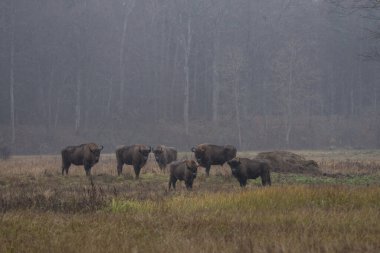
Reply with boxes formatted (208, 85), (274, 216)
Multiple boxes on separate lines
(0, 0), (379, 154)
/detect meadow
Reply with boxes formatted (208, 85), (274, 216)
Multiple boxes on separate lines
(0, 150), (379, 252)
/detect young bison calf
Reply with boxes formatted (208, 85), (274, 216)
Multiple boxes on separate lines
(227, 157), (271, 187)
(168, 160), (198, 190)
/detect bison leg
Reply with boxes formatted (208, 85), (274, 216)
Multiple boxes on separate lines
(169, 177), (177, 190)
(117, 162), (123, 176)
(168, 176), (176, 190)
(262, 171), (271, 186)
(205, 164), (211, 177)
(261, 175), (266, 186)
(133, 165), (141, 179)
(239, 179), (247, 187)
(185, 180), (193, 190)
(62, 163), (70, 175)
(84, 162), (92, 176)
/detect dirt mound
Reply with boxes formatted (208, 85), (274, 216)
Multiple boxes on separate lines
(256, 151), (320, 175)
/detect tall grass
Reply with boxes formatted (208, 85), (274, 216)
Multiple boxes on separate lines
(0, 151), (380, 252)
(1, 186), (379, 253)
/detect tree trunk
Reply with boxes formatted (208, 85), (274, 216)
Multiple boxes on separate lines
(211, 35), (220, 123)
(75, 70), (82, 134)
(285, 43), (296, 147)
(183, 17), (192, 136)
(170, 38), (179, 121)
(106, 77), (113, 120)
(54, 96), (60, 129)
(375, 85), (378, 116)
(47, 66), (54, 130)
(9, 0), (15, 144)
(233, 77), (242, 149)
(119, 0), (135, 115)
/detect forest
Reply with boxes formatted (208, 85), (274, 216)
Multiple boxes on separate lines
(0, 0), (379, 154)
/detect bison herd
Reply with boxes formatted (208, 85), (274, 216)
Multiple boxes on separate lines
(61, 143), (272, 189)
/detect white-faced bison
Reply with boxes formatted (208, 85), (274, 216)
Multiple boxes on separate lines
(116, 144), (152, 179)
(153, 145), (177, 171)
(168, 160), (198, 190)
(191, 144), (237, 176)
(227, 157), (271, 187)
(61, 143), (104, 176)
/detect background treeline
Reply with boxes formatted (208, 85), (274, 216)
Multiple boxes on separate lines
(0, 0), (379, 154)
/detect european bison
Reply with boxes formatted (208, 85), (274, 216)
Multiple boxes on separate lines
(153, 145), (178, 171)
(227, 157), (271, 187)
(191, 143), (237, 176)
(168, 160), (199, 190)
(61, 143), (104, 176)
(116, 144), (152, 179)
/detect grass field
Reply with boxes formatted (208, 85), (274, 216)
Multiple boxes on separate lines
(0, 150), (380, 252)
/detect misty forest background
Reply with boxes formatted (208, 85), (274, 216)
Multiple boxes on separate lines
(0, 0), (379, 154)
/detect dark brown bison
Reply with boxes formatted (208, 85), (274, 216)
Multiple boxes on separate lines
(191, 144), (237, 176)
(116, 144), (152, 179)
(168, 160), (199, 190)
(227, 157), (271, 187)
(61, 143), (104, 176)
(153, 145), (178, 171)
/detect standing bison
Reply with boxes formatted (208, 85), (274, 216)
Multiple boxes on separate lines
(61, 143), (104, 176)
(153, 145), (178, 171)
(116, 144), (152, 179)
(227, 157), (271, 187)
(191, 144), (237, 176)
(168, 160), (199, 190)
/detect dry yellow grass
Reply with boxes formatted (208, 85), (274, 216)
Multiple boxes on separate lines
(0, 150), (379, 252)
(1, 186), (379, 253)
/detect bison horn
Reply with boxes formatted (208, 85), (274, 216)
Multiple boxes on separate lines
(191, 147), (196, 152)
(99, 145), (104, 151)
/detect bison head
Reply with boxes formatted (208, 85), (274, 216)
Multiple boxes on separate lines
(88, 144), (103, 163)
(186, 160), (199, 178)
(227, 158), (241, 176)
(153, 146), (164, 163)
(139, 146), (152, 162)
(191, 146), (206, 164)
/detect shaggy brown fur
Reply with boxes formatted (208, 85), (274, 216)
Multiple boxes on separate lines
(61, 143), (103, 176)
(191, 144), (236, 176)
(227, 157), (271, 187)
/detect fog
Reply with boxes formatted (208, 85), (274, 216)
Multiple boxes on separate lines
(0, 0), (379, 154)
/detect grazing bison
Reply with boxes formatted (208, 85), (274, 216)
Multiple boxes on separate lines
(61, 143), (104, 176)
(153, 145), (178, 171)
(227, 157), (271, 187)
(168, 160), (199, 190)
(116, 144), (152, 179)
(191, 144), (237, 176)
